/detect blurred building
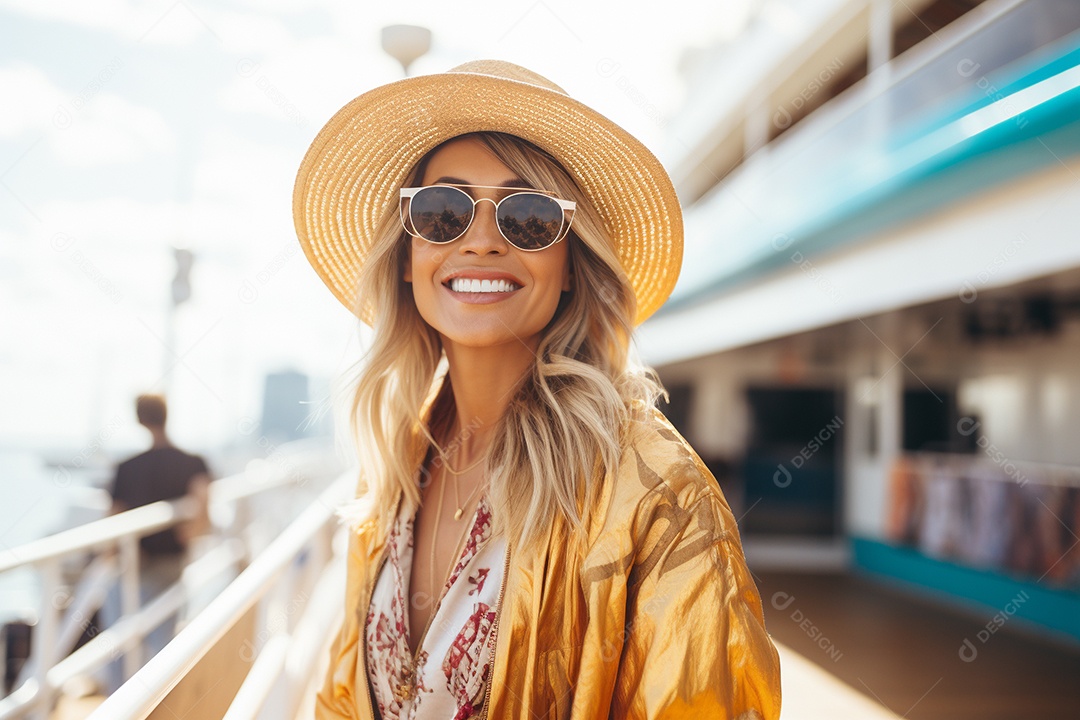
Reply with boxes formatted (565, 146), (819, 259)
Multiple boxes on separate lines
(645, 0), (1080, 646)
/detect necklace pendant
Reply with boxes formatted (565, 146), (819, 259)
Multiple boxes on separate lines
(396, 665), (414, 700)
(454, 507), (463, 520)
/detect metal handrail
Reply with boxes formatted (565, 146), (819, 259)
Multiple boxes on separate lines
(0, 450), (305, 574)
(222, 551), (346, 720)
(86, 475), (351, 720)
(0, 498), (194, 575)
(222, 635), (289, 720)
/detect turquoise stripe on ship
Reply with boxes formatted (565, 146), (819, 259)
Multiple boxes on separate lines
(851, 537), (1080, 647)
(900, 39), (1080, 140)
(658, 35), (1080, 317)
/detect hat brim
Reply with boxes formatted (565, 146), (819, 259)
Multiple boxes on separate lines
(293, 69), (683, 327)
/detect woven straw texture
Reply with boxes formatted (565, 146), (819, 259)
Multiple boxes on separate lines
(292, 59), (683, 327)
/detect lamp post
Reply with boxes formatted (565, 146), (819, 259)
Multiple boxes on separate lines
(380, 24), (431, 77)
(163, 246), (193, 392)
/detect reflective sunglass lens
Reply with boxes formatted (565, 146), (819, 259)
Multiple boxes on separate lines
(410, 186), (472, 243)
(498, 194), (563, 250)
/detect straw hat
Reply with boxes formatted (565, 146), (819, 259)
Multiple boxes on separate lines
(292, 59), (683, 327)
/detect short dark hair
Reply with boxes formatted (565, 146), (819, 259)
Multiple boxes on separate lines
(136, 394), (167, 428)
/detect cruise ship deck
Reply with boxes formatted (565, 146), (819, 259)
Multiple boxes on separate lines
(758, 570), (1080, 720)
(5, 0), (1080, 718)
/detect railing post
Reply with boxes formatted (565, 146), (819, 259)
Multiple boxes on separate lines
(27, 559), (63, 720)
(119, 535), (142, 679)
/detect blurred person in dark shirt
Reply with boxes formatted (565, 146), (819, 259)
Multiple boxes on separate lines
(98, 393), (211, 694)
(108, 394), (211, 552)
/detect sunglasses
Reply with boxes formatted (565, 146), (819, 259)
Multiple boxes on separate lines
(399, 184), (576, 251)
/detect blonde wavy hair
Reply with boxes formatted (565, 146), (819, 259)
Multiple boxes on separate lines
(336, 131), (667, 553)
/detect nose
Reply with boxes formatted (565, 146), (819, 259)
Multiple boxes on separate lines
(458, 197), (508, 255)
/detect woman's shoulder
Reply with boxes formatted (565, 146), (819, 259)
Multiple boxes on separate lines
(605, 403), (737, 541)
(619, 404), (716, 497)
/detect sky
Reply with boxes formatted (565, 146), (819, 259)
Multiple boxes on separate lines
(0, 0), (755, 456)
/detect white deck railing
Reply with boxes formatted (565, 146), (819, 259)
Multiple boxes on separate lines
(0, 442), (345, 720)
(86, 475), (350, 720)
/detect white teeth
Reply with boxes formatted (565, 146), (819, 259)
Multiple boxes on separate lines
(449, 277), (521, 293)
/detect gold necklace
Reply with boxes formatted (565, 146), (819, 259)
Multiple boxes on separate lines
(431, 422), (490, 476)
(409, 440), (487, 700)
(429, 464), (450, 603)
(427, 463), (478, 618)
(408, 466), (473, 700)
(449, 444), (485, 520)
(452, 474), (483, 521)
(443, 453), (486, 475)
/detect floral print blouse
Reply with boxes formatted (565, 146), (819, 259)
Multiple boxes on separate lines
(365, 493), (506, 719)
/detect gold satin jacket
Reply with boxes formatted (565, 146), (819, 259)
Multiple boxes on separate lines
(315, 406), (782, 719)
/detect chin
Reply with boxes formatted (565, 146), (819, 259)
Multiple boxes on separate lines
(439, 320), (541, 348)
(443, 329), (521, 349)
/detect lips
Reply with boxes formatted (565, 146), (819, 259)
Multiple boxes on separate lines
(440, 268), (525, 287)
(447, 277), (521, 293)
(439, 269), (523, 305)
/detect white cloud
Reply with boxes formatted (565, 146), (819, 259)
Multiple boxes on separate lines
(225, 0), (311, 13)
(0, 61), (175, 165)
(38, 196), (185, 250)
(192, 130), (295, 207)
(51, 93), (175, 165)
(2, 0), (300, 51)
(1, 0), (212, 46)
(0, 63), (64, 136)
(199, 7), (296, 56)
(217, 36), (399, 129)
(35, 130), (299, 274)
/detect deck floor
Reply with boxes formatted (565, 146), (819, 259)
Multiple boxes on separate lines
(755, 570), (1080, 720)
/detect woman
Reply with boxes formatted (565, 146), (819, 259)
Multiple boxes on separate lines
(294, 60), (781, 720)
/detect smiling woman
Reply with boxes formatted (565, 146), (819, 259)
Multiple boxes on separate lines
(293, 59), (782, 720)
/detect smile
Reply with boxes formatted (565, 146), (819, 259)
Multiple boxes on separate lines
(441, 277), (523, 304)
(445, 277), (522, 293)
